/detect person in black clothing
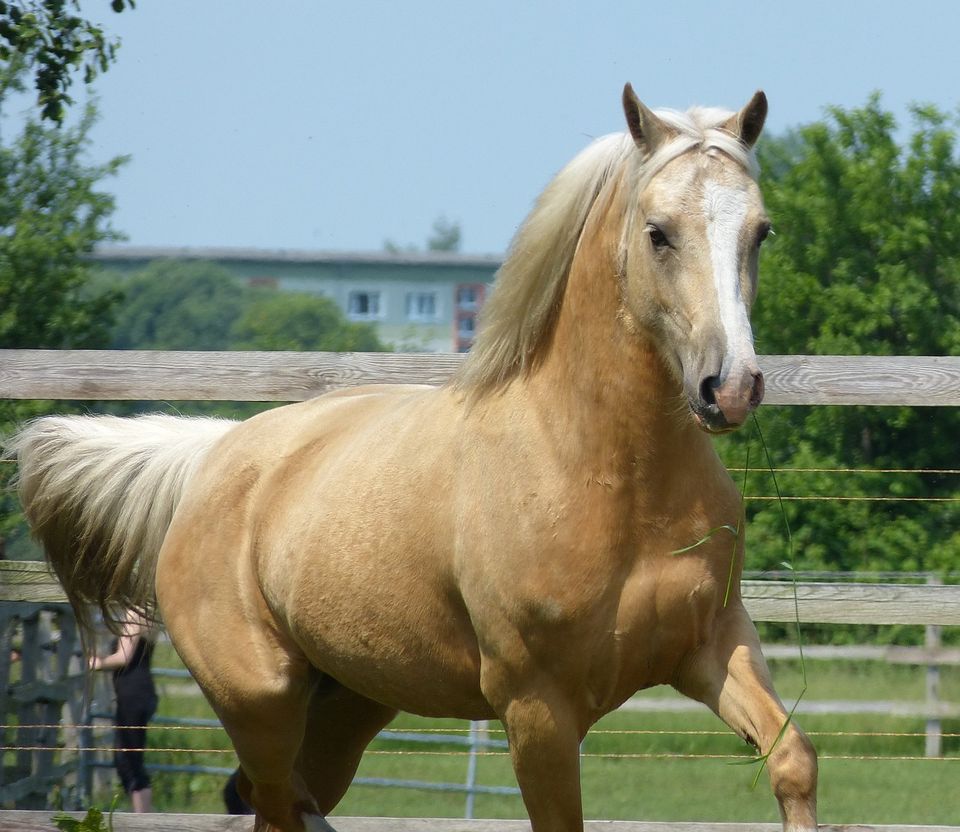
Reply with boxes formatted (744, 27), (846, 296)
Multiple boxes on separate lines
(89, 611), (158, 813)
(223, 768), (254, 815)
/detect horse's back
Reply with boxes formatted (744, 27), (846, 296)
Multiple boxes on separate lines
(176, 380), (463, 567)
(197, 382), (451, 475)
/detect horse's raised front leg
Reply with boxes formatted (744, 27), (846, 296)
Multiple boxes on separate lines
(674, 602), (818, 832)
(481, 660), (586, 832)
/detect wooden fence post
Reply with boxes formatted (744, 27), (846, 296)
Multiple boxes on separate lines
(925, 573), (942, 758)
(0, 604), (86, 808)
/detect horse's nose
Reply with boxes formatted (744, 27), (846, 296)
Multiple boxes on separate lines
(705, 367), (764, 428)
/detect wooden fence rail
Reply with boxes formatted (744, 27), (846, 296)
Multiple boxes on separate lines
(2, 560), (959, 625)
(2, 350), (960, 405)
(2, 814), (958, 832)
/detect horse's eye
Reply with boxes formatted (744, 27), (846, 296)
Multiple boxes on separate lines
(647, 225), (670, 250)
(756, 222), (772, 247)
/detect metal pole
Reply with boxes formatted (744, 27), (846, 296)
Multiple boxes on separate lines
(924, 573), (942, 758)
(464, 720), (483, 819)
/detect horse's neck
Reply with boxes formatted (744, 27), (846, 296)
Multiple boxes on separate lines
(524, 186), (710, 476)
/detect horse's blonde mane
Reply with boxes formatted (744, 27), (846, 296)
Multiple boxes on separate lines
(453, 105), (759, 397)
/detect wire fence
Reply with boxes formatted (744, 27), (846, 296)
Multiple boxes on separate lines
(7, 724), (960, 757)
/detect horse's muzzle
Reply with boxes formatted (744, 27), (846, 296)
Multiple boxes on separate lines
(692, 367), (765, 433)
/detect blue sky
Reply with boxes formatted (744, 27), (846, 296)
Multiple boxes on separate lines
(5, 1), (959, 255)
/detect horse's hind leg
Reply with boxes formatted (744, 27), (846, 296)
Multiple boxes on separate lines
(157, 564), (329, 831)
(185, 646), (327, 832)
(219, 673), (325, 832)
(674, 603), (818, 832)
(295, 680), (398, 814)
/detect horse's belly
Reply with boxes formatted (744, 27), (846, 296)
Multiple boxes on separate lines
(282, 574), (491, 718)
(258, 499), (489, 717)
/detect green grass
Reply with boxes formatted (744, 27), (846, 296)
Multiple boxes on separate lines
(93, 647), (959, 824)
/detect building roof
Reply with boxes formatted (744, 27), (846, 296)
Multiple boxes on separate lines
(91, 245), (504, 270)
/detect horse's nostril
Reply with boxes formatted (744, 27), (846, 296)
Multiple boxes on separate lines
(699, 376), (720, 408)
(750, 371), (765, 409)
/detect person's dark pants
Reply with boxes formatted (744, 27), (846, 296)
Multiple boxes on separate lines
(114, 692), (157, 793)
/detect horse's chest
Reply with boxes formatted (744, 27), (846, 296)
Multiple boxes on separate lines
(551, 560), (728, 715)
(604, 559), (736, 714)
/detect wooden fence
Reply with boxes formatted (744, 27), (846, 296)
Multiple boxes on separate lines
(2, 815), (957, 832)
(2, 350), (960, 405)
(1, 349), (959, 831)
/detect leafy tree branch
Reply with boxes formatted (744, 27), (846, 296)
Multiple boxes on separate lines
(0, 0), (133, 123)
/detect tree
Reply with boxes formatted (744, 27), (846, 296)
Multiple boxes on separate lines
(0, 4), (127, 556)
(718, 96), (960, 595)
(108, 260), (388, 354)
(0, 98), (125, 557)
(427, 215), (461, 252)
(0, 0), (133, 124)
(384, 215), (462, 254)
(232, 293), (386, 352)
(0, 103), (124, 349)
(108, 260), (250, 350)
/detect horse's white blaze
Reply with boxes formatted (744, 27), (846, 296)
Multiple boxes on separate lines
(703, 180), (756, 378)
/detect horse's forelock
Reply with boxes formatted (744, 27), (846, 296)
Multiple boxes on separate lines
(648, 106), (760, 182)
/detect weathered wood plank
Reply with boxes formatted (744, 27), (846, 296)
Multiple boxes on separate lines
(0, 762), (78, 808)
(2, 350), (960, 405)
(0, 811), (252, 831)
(759, 354), (960, 406)
(761, 644), (960, 665)
(2, 566), (958, 627)
(740, 580), (960, 626)
(0, 814), (955, 832)
(0, 562), (64, 604)
(0, 350), (462, 402)
(621, 696), (960, 718)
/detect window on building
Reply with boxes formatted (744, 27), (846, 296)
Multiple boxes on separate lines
(406, 292), (438, 321)
(456, 286), (478, 309)
(457, 316), (475, 337)
(347, 291), (382, 319)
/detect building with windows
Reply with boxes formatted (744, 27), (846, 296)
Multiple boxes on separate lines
(92, 247), (500, 352)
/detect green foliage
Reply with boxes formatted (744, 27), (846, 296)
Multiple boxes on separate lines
(0, 0), (133, 124)
(0, 103), (124, 349)
(107, 259), (389, 354)
(233, 292), (385, 352)
(427, 215), (461, 252)
(718, 96), (960, 587)
(108, 260), (250, 350)
(755, 95), (960, 357)
(0, 99), (124, 557)
(384, 215), (462, 254)
(52, 804), (115, 832)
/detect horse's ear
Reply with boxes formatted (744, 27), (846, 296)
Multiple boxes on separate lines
(622, 83), (669, 154)
(724, 90), (768, 148)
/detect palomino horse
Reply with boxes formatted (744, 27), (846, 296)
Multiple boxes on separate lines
(8, 85), (817, 831)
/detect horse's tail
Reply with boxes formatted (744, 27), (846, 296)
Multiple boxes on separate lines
(5, 413), (237, 632)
